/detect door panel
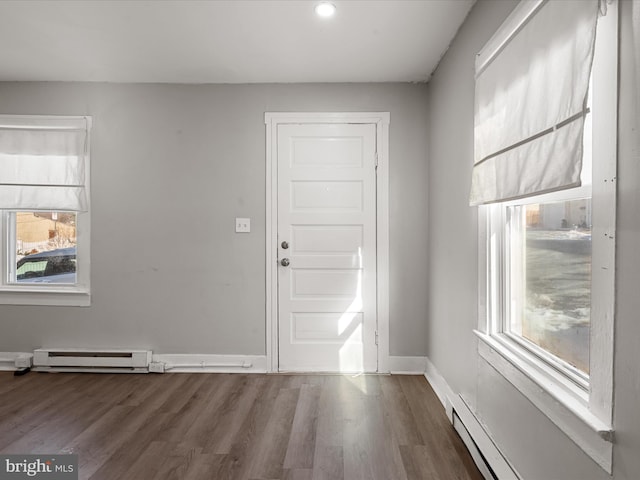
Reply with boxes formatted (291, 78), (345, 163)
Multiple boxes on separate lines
(291, 225), (363, 255)
(277, 123), (377, 372)
(290, 181), (364, 211)
(289, 137), (364, 167)
(292, 269), (361, 297)
(291, 312), (364, 343)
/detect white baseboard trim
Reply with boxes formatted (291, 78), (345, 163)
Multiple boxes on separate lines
(424, 356), (520, 480)
(152, 354), (267, 373)
(388, 355), (427, 374)
(424, 356), (456, 414)
(0, 351), (33, 371)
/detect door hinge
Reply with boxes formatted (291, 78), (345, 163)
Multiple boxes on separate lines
(375, 330), (379, 345)
(375, 153), (379, 169)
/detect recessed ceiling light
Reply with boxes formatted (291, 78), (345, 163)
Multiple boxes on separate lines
(315, 2), (336, 18)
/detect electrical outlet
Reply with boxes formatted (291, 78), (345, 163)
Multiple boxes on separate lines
(235, 217), (251, 233)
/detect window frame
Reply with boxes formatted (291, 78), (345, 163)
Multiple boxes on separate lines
(502, 188), (593, 390)
(0, 115), (91, 307)
(474, 0), (617, 473)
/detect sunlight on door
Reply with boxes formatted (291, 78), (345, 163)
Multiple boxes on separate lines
(338, 248), (364, 372)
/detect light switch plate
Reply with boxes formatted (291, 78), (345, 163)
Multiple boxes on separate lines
(235, 217), (250, 233)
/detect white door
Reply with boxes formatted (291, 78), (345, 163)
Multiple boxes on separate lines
(277, 123), (377, 372)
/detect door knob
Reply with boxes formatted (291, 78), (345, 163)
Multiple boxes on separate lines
(281, 241), (289, 249)
(280, 258), (290, 267)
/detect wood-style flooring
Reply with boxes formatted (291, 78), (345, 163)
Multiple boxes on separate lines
(0, 372), (483, 480)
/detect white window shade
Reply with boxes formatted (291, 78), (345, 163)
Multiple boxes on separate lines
(470, 0), (600, 206)
(0, 116), (90, 211)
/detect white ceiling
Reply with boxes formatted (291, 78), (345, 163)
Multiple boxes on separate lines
(0, 0), (475, 84)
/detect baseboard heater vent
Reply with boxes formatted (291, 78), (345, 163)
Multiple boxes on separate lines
(446, 394), (520, 480)
(452, 410), (498, 480)
(33, 348), (151, 373)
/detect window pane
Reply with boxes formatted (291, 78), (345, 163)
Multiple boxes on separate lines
(14, 212), (77, 284)
(509, 199), (591, 374)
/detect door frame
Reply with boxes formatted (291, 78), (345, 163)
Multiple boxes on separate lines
(264, 112), (390, 373)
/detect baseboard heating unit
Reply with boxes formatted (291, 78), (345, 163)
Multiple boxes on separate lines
(446, 394), (520, 480)
(33, 348), (152, 373)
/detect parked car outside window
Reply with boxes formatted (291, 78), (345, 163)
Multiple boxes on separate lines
(16, 247), (76, 284)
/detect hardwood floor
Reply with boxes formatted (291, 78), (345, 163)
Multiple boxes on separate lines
(0, 372), (483, 480)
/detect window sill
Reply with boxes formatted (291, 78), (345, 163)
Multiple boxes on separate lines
(474, 330), (613, 473)
(0, 287), (90, 306)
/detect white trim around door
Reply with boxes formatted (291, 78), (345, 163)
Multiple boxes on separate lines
(265, 112), (390, 373)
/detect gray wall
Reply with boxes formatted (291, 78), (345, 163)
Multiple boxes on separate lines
(427, 1), (640, 479)
(0, 83), (429, 357)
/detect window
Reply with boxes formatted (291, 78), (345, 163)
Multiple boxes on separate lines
(506, 197), (592, 377)
(13, 212), (77, 284)
(0, 116), (91, 306)
(472, 0), (617, 473)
